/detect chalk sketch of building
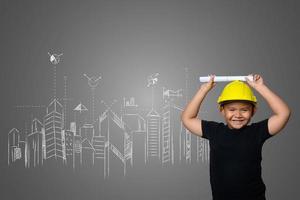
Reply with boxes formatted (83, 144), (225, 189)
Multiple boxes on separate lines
(184, 135), (192, 163)
(62, 76), (74, 130)
(8, 128), (26, 166)
(73, 133), (82, 169)
(99, 101), (133, 178)
(161, 106), (171, 165)
(64, 129), (75, 167)
(26, 118), (45, 168)
(81, 138), (95, 168)
(163, 88), (183, 101)
(43, 99), (64, 162)
(92, 134), (106, 175)
(145, 73), (161, 163)
(72, 103), (89, 169)
(123, 97), (138, 107)
(146, 109), (161, 162)
(197, 137), (210, 163)
(121, 97), (147, 165)
(81, 124), (94, 144)
(81, 124), (95, 167)
(73, 102), (88, 136)
(161, 88), (183, 166)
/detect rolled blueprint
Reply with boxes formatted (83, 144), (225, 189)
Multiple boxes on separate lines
(199, 75), (254, 82)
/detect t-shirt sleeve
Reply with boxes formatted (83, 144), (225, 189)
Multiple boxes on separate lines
(255, 118), (273, 144)
(201, 120), (220, 140)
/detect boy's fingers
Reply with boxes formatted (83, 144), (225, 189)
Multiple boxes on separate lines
(210, 74), (215, 82)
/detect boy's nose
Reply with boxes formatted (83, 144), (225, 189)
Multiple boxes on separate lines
(234, 111), (242, 117)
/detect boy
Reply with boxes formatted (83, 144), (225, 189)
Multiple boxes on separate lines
(181, 74), (290, 200)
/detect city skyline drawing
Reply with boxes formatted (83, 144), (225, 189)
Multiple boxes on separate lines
(7, 52), (210, 178)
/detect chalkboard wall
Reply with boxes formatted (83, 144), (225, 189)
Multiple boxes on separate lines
(1, 0), (299, 199)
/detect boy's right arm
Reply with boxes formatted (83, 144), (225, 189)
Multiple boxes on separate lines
(181, 75), (215, 137)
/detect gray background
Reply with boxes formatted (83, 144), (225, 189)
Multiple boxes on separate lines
(1, 0), (299, 199)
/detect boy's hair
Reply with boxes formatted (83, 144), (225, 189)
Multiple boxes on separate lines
(219, 100), (256, 116)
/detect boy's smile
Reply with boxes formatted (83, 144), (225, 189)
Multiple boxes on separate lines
(220, 101), (255, 129)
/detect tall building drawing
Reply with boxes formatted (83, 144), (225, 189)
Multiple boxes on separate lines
(43, 99), (64, 163)
(161, 105), (171, 165)
(8, 127), (27, 167)
(8, 128), (22, 165)
(146, 109), (161, 162)
(99, 108), (133, 177)
(81, 138), (95, 168)
(73, 102), (88, 136)
(80, 124), (94, 143)
(73, 134), (82, 169)
(92, 135), (106, 176)
(161, 88), (183, 166)
(64, 129), (75, 166)
(121, 97), (146, 166)
(197, 137), (210, 163)
(26, 118), (45, 168)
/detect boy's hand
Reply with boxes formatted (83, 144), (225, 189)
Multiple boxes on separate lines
(246, 74), (264, 89)
(201, 74), (216, 91)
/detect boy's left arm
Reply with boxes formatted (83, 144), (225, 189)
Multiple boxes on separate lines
(247, 74), (291, 135)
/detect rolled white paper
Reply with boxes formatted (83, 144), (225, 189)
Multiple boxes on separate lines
(199, 75), (254, 82)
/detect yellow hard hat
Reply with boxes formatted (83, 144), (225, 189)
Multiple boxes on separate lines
(217, 80), (257, 104)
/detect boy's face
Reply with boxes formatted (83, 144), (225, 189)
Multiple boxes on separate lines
(220, 101), (256, 129)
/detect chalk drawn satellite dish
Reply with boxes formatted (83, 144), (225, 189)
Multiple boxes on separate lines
(48, 52), (63, 65)
(83, 74), (102, 88)
(147, 73), (159, 87)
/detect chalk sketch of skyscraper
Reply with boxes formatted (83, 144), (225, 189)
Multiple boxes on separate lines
(8, 128), (22, 165)
(92, 134), (106, 176)
(43, 99), (64, 162)
(26, 118), (45, 168)
(81, 137), (95, 168)
(146, 73), (161, 163)
(81, 124), (95, 167)
(64, 129), (75, 167)
(146, 110), (161, 162)
(81, 124), (94, 143)
(161, 106), (171, 165)
(121, 97), (146, 165)
(161, 87), (183, 165)
(99, 101), (133, 178)
(197, 137), (209, 163)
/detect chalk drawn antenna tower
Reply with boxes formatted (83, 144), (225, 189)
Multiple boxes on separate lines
(83, 73), (102, 123)
(48, 51), (63, 99)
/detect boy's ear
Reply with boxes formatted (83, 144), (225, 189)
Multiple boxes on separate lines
(219, 106), (225, 116)
(252, 107), (257, 116)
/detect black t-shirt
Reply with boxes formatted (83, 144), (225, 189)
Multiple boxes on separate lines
(201, 119), (273, 200)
